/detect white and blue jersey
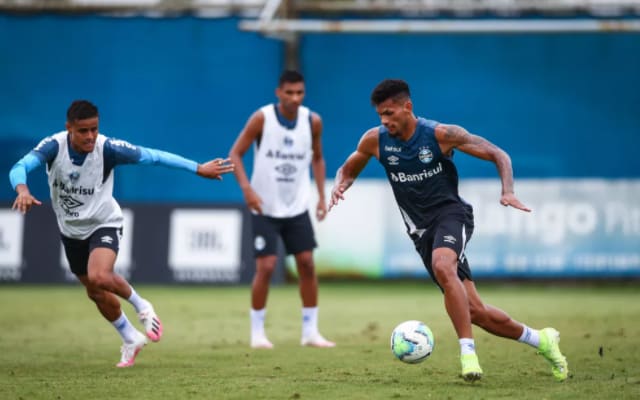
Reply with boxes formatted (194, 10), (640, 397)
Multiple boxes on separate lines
(378, 118), (473, 238)
(250, 104), (313, 218)
(9, 131), (198, 239)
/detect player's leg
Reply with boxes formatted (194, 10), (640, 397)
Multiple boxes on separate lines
(77, 275), (146, 367)
(284, 212), (334, 348)
(293, 250), (317, 308)
(431, 247), (482, 381)
(62, 233), (145, 367)
(87, 228), (162, 342)
(250, 214), (280, 348)
(426, 218), (482, 381)
(464, 280), (568, 381)
(463, 279), (524, 339)
(249, 254), (278, 348)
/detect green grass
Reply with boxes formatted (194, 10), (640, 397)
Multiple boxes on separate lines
(1, 282), (639, 399)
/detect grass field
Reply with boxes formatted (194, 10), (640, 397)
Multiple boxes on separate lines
(1, 281), (639, 400)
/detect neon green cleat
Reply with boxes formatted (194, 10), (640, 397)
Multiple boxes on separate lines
(460, 353), (483, 382)
(538, 328), (569, 381)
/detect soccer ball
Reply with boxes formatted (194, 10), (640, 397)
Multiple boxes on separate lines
(390, 320), (435, 364)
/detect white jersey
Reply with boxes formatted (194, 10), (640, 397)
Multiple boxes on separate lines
(47, 131), (123, 239)
(250, 104), (313, 218)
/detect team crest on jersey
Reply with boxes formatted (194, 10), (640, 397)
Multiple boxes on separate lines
(283, 136), (294, 147)
(68, 171), (80, 183)
(387, 155), (400, 166)
(418, 147), (433, 164)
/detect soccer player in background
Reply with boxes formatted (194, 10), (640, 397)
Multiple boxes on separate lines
(229, 70), (335, 349)
(329, 79), (568, 382)
(9, 100), (235, 367)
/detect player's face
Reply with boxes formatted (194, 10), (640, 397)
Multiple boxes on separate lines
(66, 117), (99, 153)
(276, 81), (305, 115)
(375, 98), (412, 138)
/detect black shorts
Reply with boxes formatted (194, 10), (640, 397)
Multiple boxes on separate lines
(61, 227), (122, 276)
(251, 212), (317, 257)
(412, 215), (473, 291)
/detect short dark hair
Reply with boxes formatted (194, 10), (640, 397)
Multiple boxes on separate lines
(279, 70), (304, 87)
(370, 79), (411, 106)
(67, 100), (98, 122)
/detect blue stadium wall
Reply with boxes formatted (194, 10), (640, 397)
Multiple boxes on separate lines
(1, 14), (638, 281)
(1, 14), (638, 204)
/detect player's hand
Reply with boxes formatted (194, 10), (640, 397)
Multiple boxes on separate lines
(316, 199), (327, 221)
(243, 187), (263, 215)
(500, 192), (531, 212)
(12, 185), (42, 215)
(197, 158), (234, 180)
(328, 183), (347, 212)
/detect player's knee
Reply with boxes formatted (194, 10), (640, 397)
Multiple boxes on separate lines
(256, 263), (277, 279)
(87, 270), (112, 289)
(432, 260), (457, 285)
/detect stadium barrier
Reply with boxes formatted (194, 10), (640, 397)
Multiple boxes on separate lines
(2, 178), (640, 283)
(0, 203), (265, 284)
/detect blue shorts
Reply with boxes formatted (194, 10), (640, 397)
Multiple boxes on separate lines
(412, 215), (473, 291)
(61, 227), (122, 276)
(251, 212), (316, 257)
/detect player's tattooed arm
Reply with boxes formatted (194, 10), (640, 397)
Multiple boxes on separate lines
(435, 123), (530, 212)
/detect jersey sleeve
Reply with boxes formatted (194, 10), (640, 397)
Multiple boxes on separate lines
(138, 147), (198, 173)
(104, 138), (143, 166)
(9, 152), (46, 190)
(104, 138), (198, 173)
(32, 135), (59, 163)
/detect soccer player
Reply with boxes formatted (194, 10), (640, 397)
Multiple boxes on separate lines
(229, 70), (335, 349)
(329, 79), (568, 382)
(9, 100), (235, 367)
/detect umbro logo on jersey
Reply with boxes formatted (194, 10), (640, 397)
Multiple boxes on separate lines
(387, 155), (399, 165)
(443, 235), (456, 244)
(59, 195), (84, 211)
(276, 163), (297, 176)
(101, 236), (114, 244)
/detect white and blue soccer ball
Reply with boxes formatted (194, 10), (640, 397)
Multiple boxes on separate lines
(390, 320), (435, 364)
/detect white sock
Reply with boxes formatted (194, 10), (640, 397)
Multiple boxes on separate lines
(250, 308), (267, 339)
(127, 286), (151, 313)
(518, 325), (540, 348)
(112, 312), (140, 343)
(302, 306), (319, 338)
(459, 338), (476, 356)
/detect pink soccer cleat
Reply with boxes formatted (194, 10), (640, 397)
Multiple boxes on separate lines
(138, 307), (163, 342)
(116, 332), (147, 368)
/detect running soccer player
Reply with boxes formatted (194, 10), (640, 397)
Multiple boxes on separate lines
(9, 100), (234, 367)
(329, 79), (568, 382)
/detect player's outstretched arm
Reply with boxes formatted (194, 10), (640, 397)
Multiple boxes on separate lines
(196, 158), (235, 180)
(435, 123), (531, 212)
(329, 129), (378, 211)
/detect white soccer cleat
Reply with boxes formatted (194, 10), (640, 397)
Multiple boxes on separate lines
(301, 333), (336, 348)
(116, 332), (147, 368)
(138, 307), (163, 342)
(251, 335), (274, 349)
